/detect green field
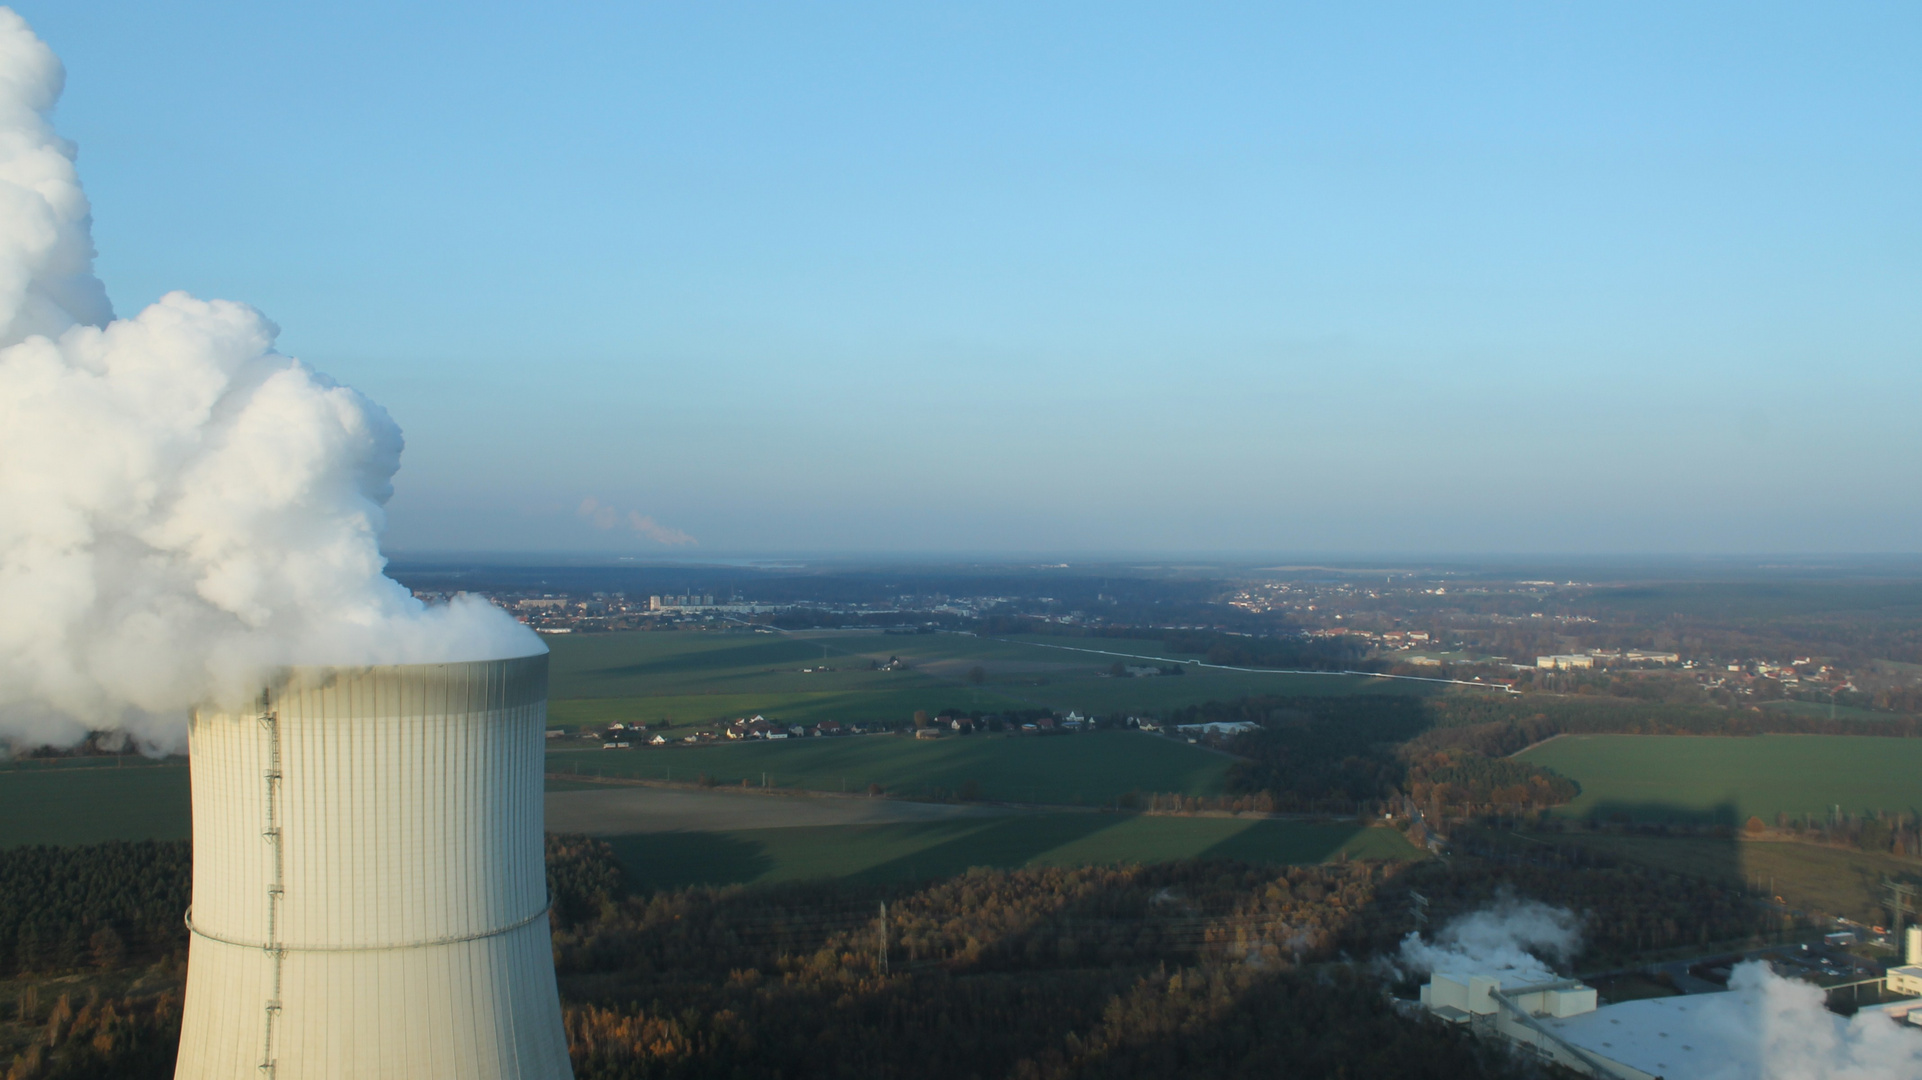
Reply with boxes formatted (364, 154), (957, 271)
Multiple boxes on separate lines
(1518, 734), (1922, 824)
(0, 759), (1420, 890)
(605, 816), (1419, 891)
(543, 628), (1429, 731)
(0, 765), (191, 847)
(549, 729), (1233, 806)
(2, 631), (1440, 882)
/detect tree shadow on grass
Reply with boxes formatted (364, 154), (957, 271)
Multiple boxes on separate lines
(1544, 799), (1746, 899)
(1502, 798), (1743, 868)
(1541, 798), (1919, 925)
(848, 813), (1131, 884)
(601, 831), (773, 891)
(1197, 820), (1365, 864)
(1584, 796), (1743, 828)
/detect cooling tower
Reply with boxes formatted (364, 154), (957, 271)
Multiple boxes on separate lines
(174, 656), (572, 1080)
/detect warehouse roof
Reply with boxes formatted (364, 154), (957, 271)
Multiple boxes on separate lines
(1540, 992), (1843, 1080)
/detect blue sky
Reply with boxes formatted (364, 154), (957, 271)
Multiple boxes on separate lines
(18, 2), (1921, 556)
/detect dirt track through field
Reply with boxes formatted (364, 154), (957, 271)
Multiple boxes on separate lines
(545, 785), (1014, 835)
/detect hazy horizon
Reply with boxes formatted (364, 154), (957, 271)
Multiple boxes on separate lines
(382, 549), (1922, 576)
(21, 2), (1920, 556)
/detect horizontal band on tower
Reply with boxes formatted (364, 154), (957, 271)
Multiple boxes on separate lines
(184, 903), (552, 954)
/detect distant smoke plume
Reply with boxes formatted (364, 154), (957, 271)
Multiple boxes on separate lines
(0, 9), (539, 753)
(578, 497), (696, 546)
(1395, 894), (1581, 986)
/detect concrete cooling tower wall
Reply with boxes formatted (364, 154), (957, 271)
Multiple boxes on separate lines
(174, 655), (572, 1080)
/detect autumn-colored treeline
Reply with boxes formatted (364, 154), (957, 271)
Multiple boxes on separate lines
(0, 842), (189, 1080)
(1403, 749), (1579, 817)
(550, 844), (1516, 1080)
(550, 840), (1404, 980)
(3, 986), (182, 1080)
(2, 833), (1785, 1079)
(544, 833), (1776, 1079)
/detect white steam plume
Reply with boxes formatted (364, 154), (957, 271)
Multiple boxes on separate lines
(1687, 962), (1922, 1080)
(0, 9), (540, 753)
(1396, 894), (1581, 986)
(0, 10), (109, 344)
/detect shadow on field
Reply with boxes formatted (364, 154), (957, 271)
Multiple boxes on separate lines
(1198, 820), (1364, 864)
(1495, 799), (1785, 916)
(1585, 796), (1745, 829)
(601, 832), (774, 891)
(849, 813), (1127, 882)
(1527, 798), (1918, 923)
(1563, 799), (1748, 901)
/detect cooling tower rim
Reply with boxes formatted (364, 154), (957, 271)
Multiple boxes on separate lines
(256, 652), (548, 679)
(193, 653), (549, 716)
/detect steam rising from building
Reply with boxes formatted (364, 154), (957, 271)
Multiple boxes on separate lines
(0, 9), (540, 754)
(1395, 893), (1580, 987)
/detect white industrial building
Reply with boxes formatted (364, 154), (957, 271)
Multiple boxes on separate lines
(174, 656), (571, 1079)
(1888, 927), (1922, 999)
(1420, 967), (1845, 1079)
(1419, 927), (1922, 1079)
(1175, 721), (1261, 736)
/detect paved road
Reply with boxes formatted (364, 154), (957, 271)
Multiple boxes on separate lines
(545, 784), (1014, 835)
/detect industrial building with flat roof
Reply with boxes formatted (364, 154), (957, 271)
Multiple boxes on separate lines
(1417, 931), (1922, 1080)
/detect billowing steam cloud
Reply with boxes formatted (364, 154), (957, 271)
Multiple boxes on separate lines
(1716, 961), (1922, 1080)
(0, 9), (540, 753)
(1395, 894), (1581, 986)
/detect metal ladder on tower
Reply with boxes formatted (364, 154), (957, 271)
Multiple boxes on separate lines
(258, 690), (285, 1078)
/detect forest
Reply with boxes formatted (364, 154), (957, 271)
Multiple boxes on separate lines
(0, 842), (190, 979)
(501, 836), (1793, 1079)
(1167, 694), (1578, 815)
(2, 835), (1786, 1080)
